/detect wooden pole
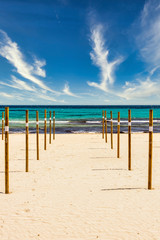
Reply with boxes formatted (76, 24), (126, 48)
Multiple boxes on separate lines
(105, 111), (107, 143)
(2, 111), (4, 140)
(148, 109), (153, 190)
(36, 111), (39, 160)
(104, 110), (106, 141)
(44, 109), (47, 150)
(49, 111), (51, 144)
(5, 107), (9, 194)
(117, 112), (120, 158)
(26, 110), (29, 172)
(110, 111), (113, 149)
(53, 111), (55, 140)
(128, 109), (131, 170)
(102, 110), (104, 139)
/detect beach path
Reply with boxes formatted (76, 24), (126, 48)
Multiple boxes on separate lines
(0, 133), (160, 239)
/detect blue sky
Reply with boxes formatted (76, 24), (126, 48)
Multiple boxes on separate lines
(0, 0), (160, 105)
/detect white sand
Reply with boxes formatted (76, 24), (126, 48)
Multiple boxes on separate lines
(0, 133), (160, 240)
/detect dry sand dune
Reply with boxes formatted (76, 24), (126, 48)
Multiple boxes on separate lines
(0, 133), (160, 239)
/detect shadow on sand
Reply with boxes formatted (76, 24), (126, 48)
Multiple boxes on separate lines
(101, 187), (145, 191)
(92, 168), (127, 171)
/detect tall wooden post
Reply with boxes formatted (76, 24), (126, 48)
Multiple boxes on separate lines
(49, 111), (51, 144)
(110, 111), (113, 149)
(117, 112), (120, 158)
(105, 111), (107, 143)
(102, 110), (104, 139)
(26, 110), (29, 172)
(36, 111), (39, 160)
(128, 110), (131, 170)
(2, 111), (4, 140)
(53, 111), (55, 140)
(44, 109), (47, 150)
(5, 107), (9, 194)
(148, 109), (153, 190)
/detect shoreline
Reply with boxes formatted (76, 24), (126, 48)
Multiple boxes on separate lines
(1, 131), (157, 134)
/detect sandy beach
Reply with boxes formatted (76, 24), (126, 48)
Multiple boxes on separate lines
(0, 132), (160, 240)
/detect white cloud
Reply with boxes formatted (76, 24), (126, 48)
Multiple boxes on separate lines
(12, 76), (36, 91)
(0, 75), (36, 92)
(0, 91), (23, 100)
(33, 57), (46, 77)
(0, 30), (58, 94)
(63, 83), (78, 97)
(37, 93), (65, 103)
(38, 94), (57, 102)
(28, 98), (36, 102)
(88, 0), (160, 101)
(79, 92), (98, 97)
(116, 66), (160, 100)
(116, 0), (160, 101)
(87, 24), (123, 92)
(117, 79), (159, 100)
(0, 92), (14, 98)
(137, 0), (160, 68)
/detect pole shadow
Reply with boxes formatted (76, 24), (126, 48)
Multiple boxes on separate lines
(0, 170), (24, 173)
(92, 168), (127, 171)
(20, 149), (36, 151)
(88, 148), (107, 150)
(12, 159), (34, 161)
(101, 187), (146, 191)
(90, 157), (116, 159)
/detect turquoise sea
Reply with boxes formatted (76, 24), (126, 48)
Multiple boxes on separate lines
(0, 105), (160, 133)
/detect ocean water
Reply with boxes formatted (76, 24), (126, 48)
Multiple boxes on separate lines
(0, 105), (160, 133)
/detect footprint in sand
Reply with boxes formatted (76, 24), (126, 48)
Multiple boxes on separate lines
(24, 209), (30, 213)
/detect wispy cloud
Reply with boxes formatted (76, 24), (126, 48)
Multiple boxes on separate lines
(12, 76), (36, 91)
(117, 0), (160, 101)
(115, 65), (160, 100)
(33, 57), (46, 77)
(137, 0), (160, 69)
(0, 92), (14, 98)
(0, 30), (58, 94)
(117, 78), (159, 100)
(0, 91), (23, 100)
(0, 75), (36, 92)
(87, 24), (123, 92)
(63, 82), (78, 97)
(79, 92), (98, 97)
(38, 93), (65, 103)
(38, 94), (57, 102)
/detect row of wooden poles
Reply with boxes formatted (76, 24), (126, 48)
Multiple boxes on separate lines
(3, 107), (56, 194)
(102, 109), (153, 190)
